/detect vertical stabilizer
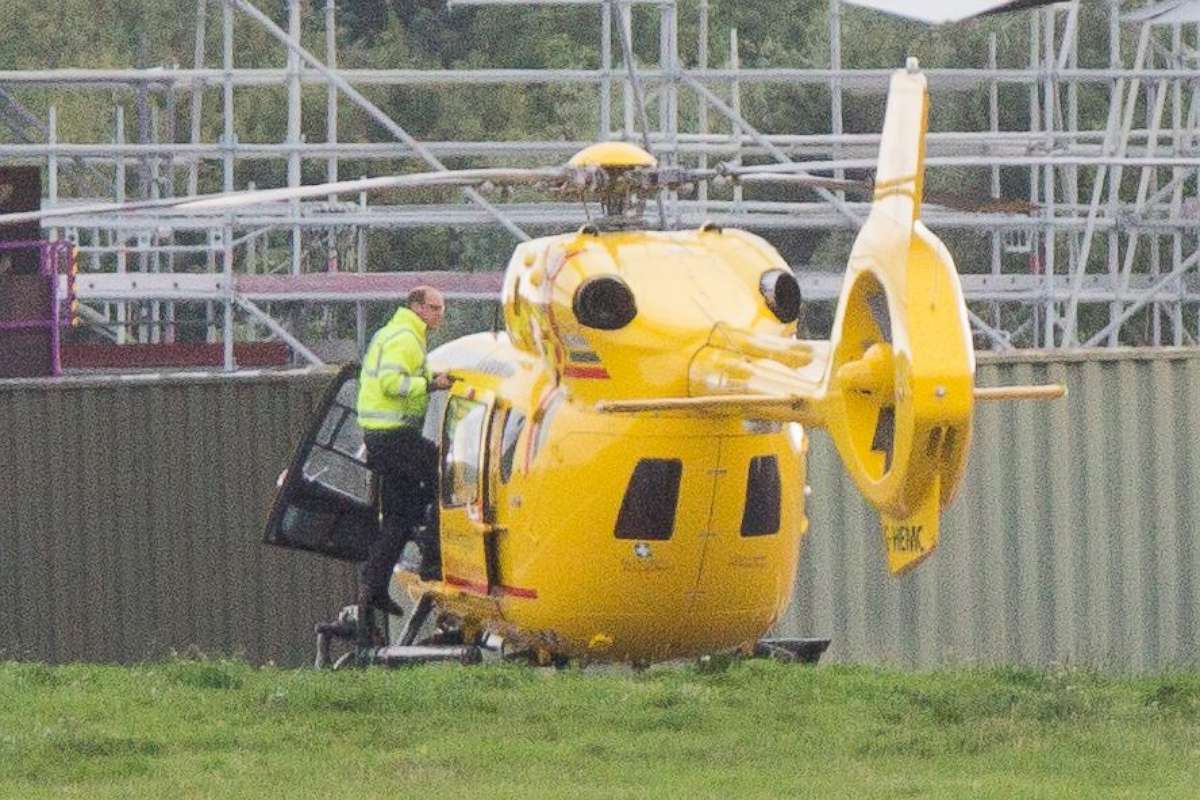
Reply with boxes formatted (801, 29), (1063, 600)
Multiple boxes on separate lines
(821, 61), (975, 576)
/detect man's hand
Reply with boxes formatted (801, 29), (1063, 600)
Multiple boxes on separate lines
(430, 372), (456, 391)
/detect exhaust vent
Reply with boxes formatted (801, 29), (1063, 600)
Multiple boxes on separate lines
(760, 269), (801, 323)
(573, 275), (637, 330)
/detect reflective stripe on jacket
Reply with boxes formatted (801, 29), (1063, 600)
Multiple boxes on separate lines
(356, 306), (430, 430)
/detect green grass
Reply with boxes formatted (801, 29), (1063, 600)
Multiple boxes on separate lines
(1, 658), (1199, 799)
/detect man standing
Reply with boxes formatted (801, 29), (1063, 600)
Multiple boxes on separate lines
(355, 286), (453, 617)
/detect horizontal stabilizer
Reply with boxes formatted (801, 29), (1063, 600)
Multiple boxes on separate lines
(596, 385), (1063, 419)
(595, 394), (819, 425)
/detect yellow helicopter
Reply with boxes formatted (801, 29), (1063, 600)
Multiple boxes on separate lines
(251, 62), (1060, 668)
(0, 60), (1062, 667)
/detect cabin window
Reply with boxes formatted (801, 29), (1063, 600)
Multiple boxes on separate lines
(530, 391), (564, 464)
(441, 396), (487, 508)
(422, 388), (450, 445)
(741, 455), (781, 536)
(499, 409), (525, 483)
(615, 458), (682, 541)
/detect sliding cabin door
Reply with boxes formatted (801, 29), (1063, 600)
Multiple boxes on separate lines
(438, 384), (500, 594)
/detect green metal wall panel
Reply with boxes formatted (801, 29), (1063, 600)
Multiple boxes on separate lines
(0, 368), (356, 667)
(781, 349), (1200, 672)
(3, 349), (1199, 671)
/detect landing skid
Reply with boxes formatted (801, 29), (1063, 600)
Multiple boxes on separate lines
(313, 594), (483, 669)
(752, 637), (831, 664)
(357, 643), (482, 667)
(315, 598), (832, 669)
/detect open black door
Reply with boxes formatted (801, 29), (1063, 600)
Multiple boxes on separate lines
(264, 363), (379, 562)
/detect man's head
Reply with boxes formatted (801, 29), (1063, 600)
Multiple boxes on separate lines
(408, 286), (446, 330)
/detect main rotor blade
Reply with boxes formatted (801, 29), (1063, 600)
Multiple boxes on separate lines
(734, 173), (870, 193)
(713, 161), (871, 191)
(842, 0), (1066, 25)
(176, 167), (568, 211)
(720, 160), (857, 177)
(0, 167), (569, 227)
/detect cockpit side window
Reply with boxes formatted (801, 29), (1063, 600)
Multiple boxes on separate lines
(499, 409), (525, 484)
(422, 388), (450, 445)
(614, 458), (682, 541)
(530, 391), (565, 464)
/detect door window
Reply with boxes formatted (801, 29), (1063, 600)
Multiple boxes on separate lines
(263, 363), (378, 563)
(306, 379), (372, 505)
(441, 395), (487, 507)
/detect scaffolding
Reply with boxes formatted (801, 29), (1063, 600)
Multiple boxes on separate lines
(1, 0), (1198, 366)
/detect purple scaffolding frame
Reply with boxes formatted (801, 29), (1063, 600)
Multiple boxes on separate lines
(0, 240), (75, 376)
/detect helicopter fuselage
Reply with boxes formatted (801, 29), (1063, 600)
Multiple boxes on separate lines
(423, 331), (808, 662)
(408, 224), (814, 662)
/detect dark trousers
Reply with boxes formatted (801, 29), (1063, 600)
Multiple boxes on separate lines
(360, 426), (439, 597)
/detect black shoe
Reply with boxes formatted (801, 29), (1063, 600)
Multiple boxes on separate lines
(315, 619), (357, 639)
(363, 592), (406, 618)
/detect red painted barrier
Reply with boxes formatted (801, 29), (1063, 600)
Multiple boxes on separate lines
(62, 341), (291, 369)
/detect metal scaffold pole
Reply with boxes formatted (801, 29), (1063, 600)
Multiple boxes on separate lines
(115, 106), (128, 346)
(729, 28), (741, 211)
(1042, 6), (1057, 347)
(600, 0), (611, 141)
(288, 0), (302, 277)
(226, 0), (530, 243)
(696, 0), (708, 212)
(1028, 11), (1040, 348)
(223, 222), (234, 370)
(988, 32), (1001, 333)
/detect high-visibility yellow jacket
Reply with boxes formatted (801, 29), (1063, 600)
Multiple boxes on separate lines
(356, 307), (431, 431)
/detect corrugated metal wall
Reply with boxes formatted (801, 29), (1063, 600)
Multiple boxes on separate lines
(781, 348), (1200, 672)
(0, 368), (356, 667)
(2, 349), (1198, 671)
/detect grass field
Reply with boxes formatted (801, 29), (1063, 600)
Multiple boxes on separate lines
(1, 657), (1199, 799)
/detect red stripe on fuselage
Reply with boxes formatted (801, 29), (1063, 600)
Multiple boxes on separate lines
(563, 364), (610, 379)
(444, 574), (538, 599)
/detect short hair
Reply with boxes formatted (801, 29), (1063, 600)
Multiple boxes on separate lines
(407, 287), (428, 306)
